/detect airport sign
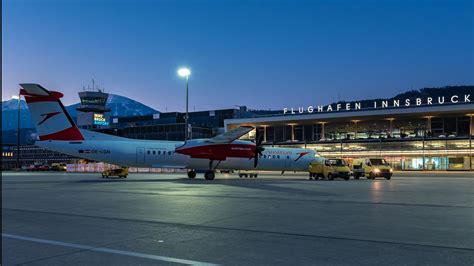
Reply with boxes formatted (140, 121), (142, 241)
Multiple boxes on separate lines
(283, 94), (471, 115)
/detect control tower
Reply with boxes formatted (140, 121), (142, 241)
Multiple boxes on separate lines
(76, 81), (111, 130)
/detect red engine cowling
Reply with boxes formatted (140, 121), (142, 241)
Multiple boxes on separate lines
(175, 143), (255, 161)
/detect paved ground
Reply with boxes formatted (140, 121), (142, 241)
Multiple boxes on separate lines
(2, 172), (473, 265)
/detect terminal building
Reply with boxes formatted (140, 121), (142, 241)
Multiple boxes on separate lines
(225, 89), (473, 171)
(2, 144), (77, 170)
(107, 106), (255, 141)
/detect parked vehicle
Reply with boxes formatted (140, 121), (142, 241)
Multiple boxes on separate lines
(38, 165), (50, 171)
(102, 167), (128, 178)
(27, 164), (50, 171)
(352, 158), (393, 180)
(51, 163), (67, 171)
(309, 158), (351, 180)
(238, 170), (258, 178)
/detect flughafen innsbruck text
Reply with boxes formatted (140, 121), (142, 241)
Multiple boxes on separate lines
(284, 94), (471, 114)
(2, 0), (473, 265)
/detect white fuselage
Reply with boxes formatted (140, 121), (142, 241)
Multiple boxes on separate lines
(36, 138), (315, 172)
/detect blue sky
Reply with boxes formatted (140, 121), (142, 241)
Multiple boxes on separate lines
(2, 0), (473, 111)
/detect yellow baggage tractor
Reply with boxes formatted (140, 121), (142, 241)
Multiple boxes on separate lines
(51, 162), (67, 171)
(102, 167), (128, 178)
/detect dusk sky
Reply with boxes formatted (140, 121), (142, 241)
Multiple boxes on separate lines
(2, 0), (473, 111)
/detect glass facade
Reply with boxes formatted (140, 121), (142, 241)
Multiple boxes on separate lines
(80, 97), (107, 106)
(116, 124), (213, 141)
(272, 139), (473, 171)
(238, 113), (474, 171)
(257, 115), (471, 143)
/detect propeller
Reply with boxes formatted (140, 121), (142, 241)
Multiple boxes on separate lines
(253, 128), (265, 168)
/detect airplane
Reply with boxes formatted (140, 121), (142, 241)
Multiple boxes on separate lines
(20, 83), (317, 180)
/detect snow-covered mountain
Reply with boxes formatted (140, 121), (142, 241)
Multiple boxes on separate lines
(2, 99), (34, 131)
(106, 94), (158, 117)
(2, 94), (159, 131)
(2, 98), (28, 111)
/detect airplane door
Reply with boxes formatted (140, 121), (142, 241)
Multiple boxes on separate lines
(136, 147), (145, 165)
(285, 155), (292, 170)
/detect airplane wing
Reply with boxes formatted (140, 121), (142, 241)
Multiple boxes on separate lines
(207, 126), (254, 144)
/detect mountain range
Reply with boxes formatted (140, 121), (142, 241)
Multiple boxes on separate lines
(2, 94), (159, 131)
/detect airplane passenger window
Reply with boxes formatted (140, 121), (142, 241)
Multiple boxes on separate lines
(277, 155), (280, 159)
(147, 150), (150, 154)
(168, 151), (172, 155)
(152, 151), (156, 155)
(287, 156), (290, 159)
(158, 151), (161, 155)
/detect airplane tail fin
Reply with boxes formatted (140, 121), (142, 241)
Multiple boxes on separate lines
(20, 83), (84, 141)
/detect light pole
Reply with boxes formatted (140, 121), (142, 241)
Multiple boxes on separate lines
(178, 67), (191, 141)
(12, 94), (21, 169)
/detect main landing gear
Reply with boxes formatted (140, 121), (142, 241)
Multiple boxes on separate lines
(188, 160), (219, 180)
(204, 171), (215, 180)
(187, 170), (215, 180)
(203, 160), (219, 180)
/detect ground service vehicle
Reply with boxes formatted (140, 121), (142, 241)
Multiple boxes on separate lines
(238, 170), (258, 178)
(352, 158), (393, 180)
(102, 168), (129, 178)
(51, 163), (67, 171)
(309, 158), (351, 180)
(219, 169), (234, 174)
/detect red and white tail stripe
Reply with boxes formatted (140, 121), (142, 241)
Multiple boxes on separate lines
(20, 83), (84, 141)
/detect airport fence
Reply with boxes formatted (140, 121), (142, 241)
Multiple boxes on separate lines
(66, 163), (187, 173)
